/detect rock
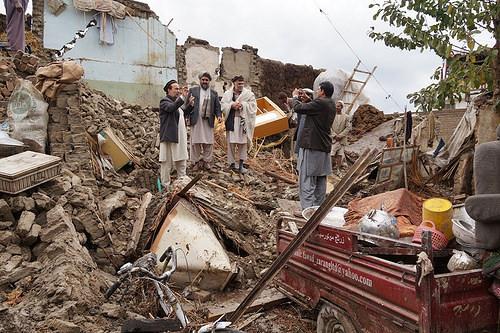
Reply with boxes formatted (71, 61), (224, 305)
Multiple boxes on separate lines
(67, 191), (89, 207)
(20, 246), (31, 262)
(10, 196), (35, 213)
(76, 211), (104, 240)
(16, 211), (36, 237)
(32, 242), (49, 258)
(99, 191), (127, 220)
(24, 223), (41, 246)
(0, 230), (20, 246)
(0, 252), (12, 266)
(48, 319), (81, 333)
(45, 178), (72, 196)
(71, 175), (82, 187)
(108, 180), (123, 189)
(6, 244), (22, 255)
(0, 199), (14, 222)
(40, 205), (78, 243)
(4, 255), (23, 272)
(101, 303), (123, 318)
(122, 186), (138, 197)
(34, 211), (47, 226)
(32, 192), (53, 210)
(0, 261), (41, 286)
(0, 221), (13, 230)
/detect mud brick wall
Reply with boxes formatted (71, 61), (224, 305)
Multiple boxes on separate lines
(435, 108), (467, 144)
(258, 59), (322, 104)
(176, 45), (187, 85)
(32, 0), (44, 40)
(47, 83), (97, 190)
(178, 39), (323, 103)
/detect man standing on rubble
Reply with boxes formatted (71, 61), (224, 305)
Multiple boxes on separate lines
(330, 100), (352, 172)
(292, 81), (336, 211)
(293, 88), (314, 156)
(4, 0), (29, 52)
(159, 80), (194, 189)
(185, 72), (222, 171)
(221, 75), (257, 174)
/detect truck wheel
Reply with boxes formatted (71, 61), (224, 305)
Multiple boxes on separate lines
(316, 302), (357, 333)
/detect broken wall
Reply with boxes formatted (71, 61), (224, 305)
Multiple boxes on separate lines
(40, 0), (176, 107)
(177, 38), (323, 103)
(435, 108), (467, 144)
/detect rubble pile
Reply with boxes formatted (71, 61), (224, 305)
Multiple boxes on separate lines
(350, 104), (387, 139)
(0, 44), (303, 331)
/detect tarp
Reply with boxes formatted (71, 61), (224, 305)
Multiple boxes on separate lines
(344, 188), (424, 237)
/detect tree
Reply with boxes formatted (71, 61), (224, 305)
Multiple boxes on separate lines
(368, 0), (500, 112)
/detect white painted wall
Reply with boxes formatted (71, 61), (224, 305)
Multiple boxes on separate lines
(43, 1), (177, 106)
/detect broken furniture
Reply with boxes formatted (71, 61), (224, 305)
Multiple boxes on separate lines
(465, 126), (500, 249)
(376, 145), (417, 188)
(150, 198), (236, 291)
(98, 127), (134, 171)
(253, 97), (289, 139)
(0, 151), (62, 194)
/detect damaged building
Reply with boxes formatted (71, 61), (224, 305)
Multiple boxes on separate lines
(0, 0), (499, 332)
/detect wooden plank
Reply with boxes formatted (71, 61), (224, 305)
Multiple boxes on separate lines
(207, 288), (288, 321)
(126, 192), (152, 255)
(265, 170), (297, 184)
(121, 318), (183, 332)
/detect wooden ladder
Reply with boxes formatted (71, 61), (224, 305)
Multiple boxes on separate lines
(340, 60), (377, 115)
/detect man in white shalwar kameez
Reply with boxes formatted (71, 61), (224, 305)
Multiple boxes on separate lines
(158, 81), (194, 188)
(185, 72), (222, 171)
(221, 75), (257, 174)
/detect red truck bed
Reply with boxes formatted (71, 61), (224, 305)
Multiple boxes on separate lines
(276, 217), (498, 333)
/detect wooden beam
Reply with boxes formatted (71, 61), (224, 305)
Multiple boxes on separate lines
(126, 192), (152, 256)
(264, 170), (297, 185)
(207, 288), (288, 321)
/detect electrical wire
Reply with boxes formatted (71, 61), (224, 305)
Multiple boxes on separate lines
(312, 1), (406, 112)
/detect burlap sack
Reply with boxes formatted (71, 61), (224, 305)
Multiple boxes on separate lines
(73, 0), (96, 11)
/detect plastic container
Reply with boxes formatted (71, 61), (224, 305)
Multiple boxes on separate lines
(412, 220), (448, 250)
(422, 198), (453, 240)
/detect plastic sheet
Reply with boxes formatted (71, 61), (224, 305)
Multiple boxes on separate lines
(7, 80), (49, 153)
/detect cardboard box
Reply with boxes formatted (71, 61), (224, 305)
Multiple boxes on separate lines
(253, 97), (289, 139)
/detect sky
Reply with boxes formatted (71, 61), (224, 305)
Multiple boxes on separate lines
(143, 0), (443, 114)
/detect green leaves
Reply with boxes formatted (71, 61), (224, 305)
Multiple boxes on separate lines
(369, 0), (498, 111)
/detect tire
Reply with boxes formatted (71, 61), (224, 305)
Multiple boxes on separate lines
(121, 318), (183, 332)
(316, 302), (357, 333)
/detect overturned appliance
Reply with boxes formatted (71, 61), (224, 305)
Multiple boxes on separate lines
(150, 198), (237, 291)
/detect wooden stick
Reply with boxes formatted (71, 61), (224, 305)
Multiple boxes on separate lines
(264, 170), (297, 185)
(126, 192), (152, 255)
(202, 180), (254, 204)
